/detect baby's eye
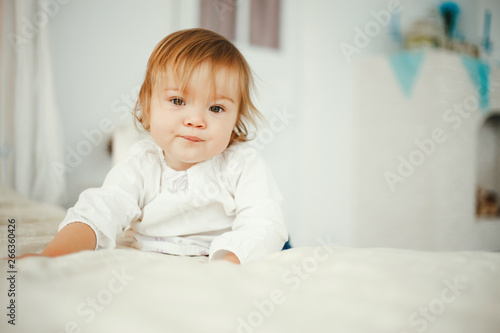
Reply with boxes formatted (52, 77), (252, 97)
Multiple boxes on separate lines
(170, 98), (185, 106)
(209, 105), (224, 113)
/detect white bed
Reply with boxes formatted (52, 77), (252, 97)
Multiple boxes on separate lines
(1, 183), (500, 333)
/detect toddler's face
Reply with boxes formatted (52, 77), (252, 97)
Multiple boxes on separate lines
(149, 63), (240, 171)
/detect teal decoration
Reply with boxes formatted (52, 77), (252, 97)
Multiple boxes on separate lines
(461, 55), (490, 111)
(281, 239), (292, 250)
(440, 2), (460, 39)
(389, 51), (425, 97)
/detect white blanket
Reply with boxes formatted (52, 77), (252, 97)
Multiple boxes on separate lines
(1, 185), (499, 333)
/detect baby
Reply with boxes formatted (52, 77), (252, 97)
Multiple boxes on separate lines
(34, 28), (287, 264)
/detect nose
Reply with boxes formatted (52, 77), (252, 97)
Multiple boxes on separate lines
(183, 107), (206, 129)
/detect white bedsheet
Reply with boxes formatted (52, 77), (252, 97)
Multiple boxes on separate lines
(0, 183), (66, 255)
(1, 184), (499, 332)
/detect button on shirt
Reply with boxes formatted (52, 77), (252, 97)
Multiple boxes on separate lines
(59, 139), (288, 263)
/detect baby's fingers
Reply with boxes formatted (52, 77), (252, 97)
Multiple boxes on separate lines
(15, 253), (45, 260)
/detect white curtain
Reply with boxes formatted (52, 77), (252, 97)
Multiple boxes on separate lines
(0, 0), (65, 204)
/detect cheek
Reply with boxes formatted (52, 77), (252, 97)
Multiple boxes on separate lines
(221, 128), (234, 144)
(222, 115), (238, 136)
(218, 118), (238, 146)
(150, 114), (174, 137)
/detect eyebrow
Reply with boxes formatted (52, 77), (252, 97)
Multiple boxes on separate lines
(164, 89), (235, 104)
(215, 94), (235, 104)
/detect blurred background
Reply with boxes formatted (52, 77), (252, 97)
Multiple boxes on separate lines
(1, 0), (500, 249)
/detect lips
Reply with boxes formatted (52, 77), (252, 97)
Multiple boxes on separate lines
(181, 136), (203, 142)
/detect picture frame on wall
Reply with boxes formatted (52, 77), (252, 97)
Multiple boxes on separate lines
(199, 0), (237, 41)
(199, 0), (281, 49)
(250, 0), (280, 49)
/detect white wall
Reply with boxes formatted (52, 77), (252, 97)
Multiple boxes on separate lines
(49, 0), (500, 247)
(49, 0), (177, 207)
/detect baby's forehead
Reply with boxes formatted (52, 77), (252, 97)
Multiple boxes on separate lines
(156, 64), (241, 97)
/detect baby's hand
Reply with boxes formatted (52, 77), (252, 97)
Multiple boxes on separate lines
(15, 253), (46, 260)
(2, 253), (44, 261)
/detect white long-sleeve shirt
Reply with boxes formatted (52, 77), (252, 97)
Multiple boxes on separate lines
(59, 139), (287, 263)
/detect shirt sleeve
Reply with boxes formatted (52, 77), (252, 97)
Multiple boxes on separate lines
(59, 141), (155, 250)
(209, 146), (288, 263)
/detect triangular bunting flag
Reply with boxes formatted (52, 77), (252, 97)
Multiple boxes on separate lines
(389, 51), (425, 98)
(461, 55), (490, 111)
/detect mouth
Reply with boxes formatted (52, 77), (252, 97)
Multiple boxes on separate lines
(181, 136), (203, 143)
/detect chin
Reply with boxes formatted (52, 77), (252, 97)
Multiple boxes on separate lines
(176, 153), (207, 165)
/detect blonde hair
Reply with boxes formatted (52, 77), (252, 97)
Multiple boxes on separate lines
(134, 28), (262, 145)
